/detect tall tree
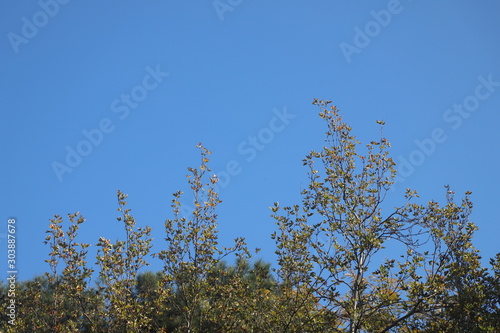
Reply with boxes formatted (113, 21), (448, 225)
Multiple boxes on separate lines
(155, 143), (248, 333)
(5, 101), (499, 332)
(44, 213), (95, 332)
(271, 100), (490, 332)
(96, 191), (153, 332)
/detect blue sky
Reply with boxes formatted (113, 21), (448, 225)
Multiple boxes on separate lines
(1, 1), (500, 281)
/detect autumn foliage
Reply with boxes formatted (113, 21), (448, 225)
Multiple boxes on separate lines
(1, 100), (499, 332)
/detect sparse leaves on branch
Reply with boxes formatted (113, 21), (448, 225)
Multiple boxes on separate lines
(2, 102), (498, 332)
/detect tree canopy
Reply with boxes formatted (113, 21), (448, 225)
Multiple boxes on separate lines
(2, 100), (499, 332)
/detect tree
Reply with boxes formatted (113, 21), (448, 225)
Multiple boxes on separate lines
(486, 254), (500, 330)
(1, 275), (57, 332)
(409, 190), (492, 332)
(43, 213), (96, 332)
(154, 143), (249, 333)
(1, 213), (100, 332)
(271, 99), (495, 332)
(96, 191), (153, 332)
(4, 101), (499, 332)
(205, 258), (285, 332)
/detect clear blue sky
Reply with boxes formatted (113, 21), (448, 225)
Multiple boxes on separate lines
(1, 1), (500, 281)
